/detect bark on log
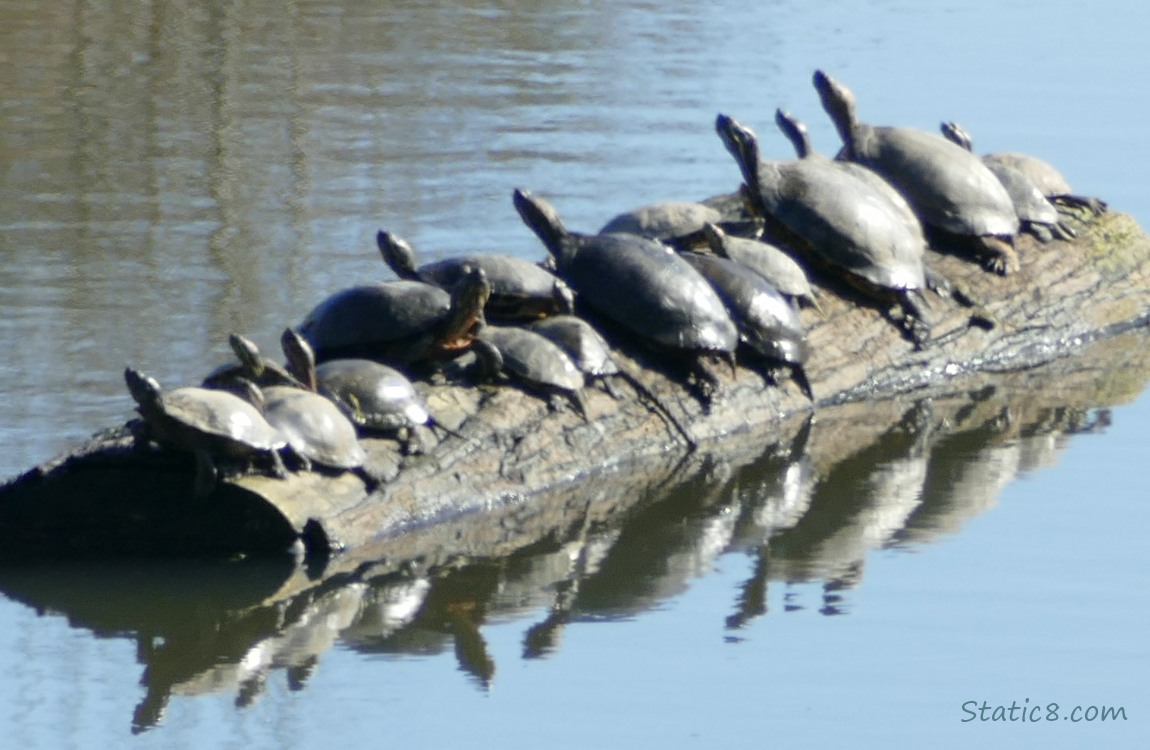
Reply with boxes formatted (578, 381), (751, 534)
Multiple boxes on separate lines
(0, 205), (1147, 560)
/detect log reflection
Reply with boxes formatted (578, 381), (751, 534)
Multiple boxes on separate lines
(0, 331), (1144, 731)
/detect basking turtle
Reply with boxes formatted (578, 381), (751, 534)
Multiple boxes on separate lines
(775, 108), (924, 240)
(298, 265), (491, 368)
(124, 367), (288, 496)
(700, 223), (819, 311)
(940, 121), (1079, 241)
(513, 189), (739, 398)
(527, 315), (699, 447)
(599, 201), (723, 240)
(715, 113), (932, 347)
(679, 252), (813, 400)
(473, 324), (588, 418)
(377, 231), (574, 323)
(813, 70), (1021, 275)
(281, 328), (452, 453)
(936, 125), (1106, 216)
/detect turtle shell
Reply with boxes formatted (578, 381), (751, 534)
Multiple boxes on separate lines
(415, 254), (572, 322)
(680, 253), (807, 366)
(298, 280), (450, 362)
(599, 202), (722, 240)
(261, 386), (366, 470)
(476, 325), (584, 393)
(315, 358), (430, 432)
(528, 315), (619, 378)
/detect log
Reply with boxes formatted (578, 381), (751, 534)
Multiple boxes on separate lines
(0, 204), (1147, 560)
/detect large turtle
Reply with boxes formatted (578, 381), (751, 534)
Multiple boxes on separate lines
(281, 328), (452, 454)
(513, 189), (739, 398)
(715, 113), (932, 347)
(124, 367), (288, 496)
(223, 333), (366, 473)
(376, 230), (574, 323)
(298, 265), (491, 368)
(813, 70), (1021, 275)
(473, 324), (588, 418)
(940, 121), (1078, 241)
(679, 252), (813, 400)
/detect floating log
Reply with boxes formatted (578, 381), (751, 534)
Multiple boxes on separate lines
(0, 204), (1147, 560)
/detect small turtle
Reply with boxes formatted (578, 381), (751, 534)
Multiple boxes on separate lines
(514, 189), (739, 400)
(700, 222), (819, 311)
(298, 265), (491, 368)
(124, 367), (288, 496)
(222, 332), (367, 473)
(281, 328), (453, 454)
(680, 252), (813, 400)
(940, 121), (1079, 241)
(813, 70), (1021, 275)
(716, 113), (932, 347)
(473, 324), (588, 418)
(528, 315), (698, 447)
(377, 231), (574, 323)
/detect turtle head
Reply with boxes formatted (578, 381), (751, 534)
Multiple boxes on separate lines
(939, 121), (974, 152)
(701, 222), (728, 256)
(228, 334), (266, 379)
(774, 109), (812, 159)
(451, 264), (492, 328)
(124, 367), (162, 408)
(471, 336), (505, 382)
(232, 377), (267, 412)
(513, 189), (574, 266)
(715, 114), (763, 194)
(812, 70), (858, 150)
(377, 230), (420, 280)
(280, 328), (318, 391)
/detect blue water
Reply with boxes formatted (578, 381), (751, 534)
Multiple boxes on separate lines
(0, 0), (1148, 747)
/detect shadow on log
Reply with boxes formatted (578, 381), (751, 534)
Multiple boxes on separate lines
(0, 324), (1144, 731)
(0, 206), (1147, 559)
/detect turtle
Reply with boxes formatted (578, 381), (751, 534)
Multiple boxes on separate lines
(124, 367), (288, 496)
(774, 108), (969, 306)
(281, 327), (454, 454)
(603, 199), (767, 252)
(940, 121), (1081, 241)
(935, 127), (1106, 216)
(223, 331), (367, 473)
(813, 70), (1021, 275)
(376, 230), (575, 323)
(298, 265), (492, 368)
(527, 314), (699, 447)
(679, 252), (813, 401)
(699, 222), (819, 311)
(513, 188), (739, 400)
(473, 324), (588, 418)
(715, 113), (932, 347)
(598, 201), (723, 240)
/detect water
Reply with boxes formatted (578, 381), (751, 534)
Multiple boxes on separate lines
(1, 0), (1148, 746)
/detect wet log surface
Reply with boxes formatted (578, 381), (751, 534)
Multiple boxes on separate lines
(1, 204), (1147, 560)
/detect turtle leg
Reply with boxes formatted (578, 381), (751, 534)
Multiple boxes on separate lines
(1052, 194), (1107, 216)
(887, 291), (932, 350)
(978, 235), (1020, 276)
(1027, 222), (1055, 243)
(267, 448), (289, 479)
(192, 448), (219, 497)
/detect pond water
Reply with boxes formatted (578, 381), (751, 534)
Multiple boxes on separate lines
(1, 0), (1148, 747)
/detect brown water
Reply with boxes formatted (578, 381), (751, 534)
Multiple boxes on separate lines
(1, 1), (1147, 747)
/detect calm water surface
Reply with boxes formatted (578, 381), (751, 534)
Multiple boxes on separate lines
(1, 0), (1148, 747)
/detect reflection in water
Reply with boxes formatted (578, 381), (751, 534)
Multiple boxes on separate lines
(0, 367), (1120, 731)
